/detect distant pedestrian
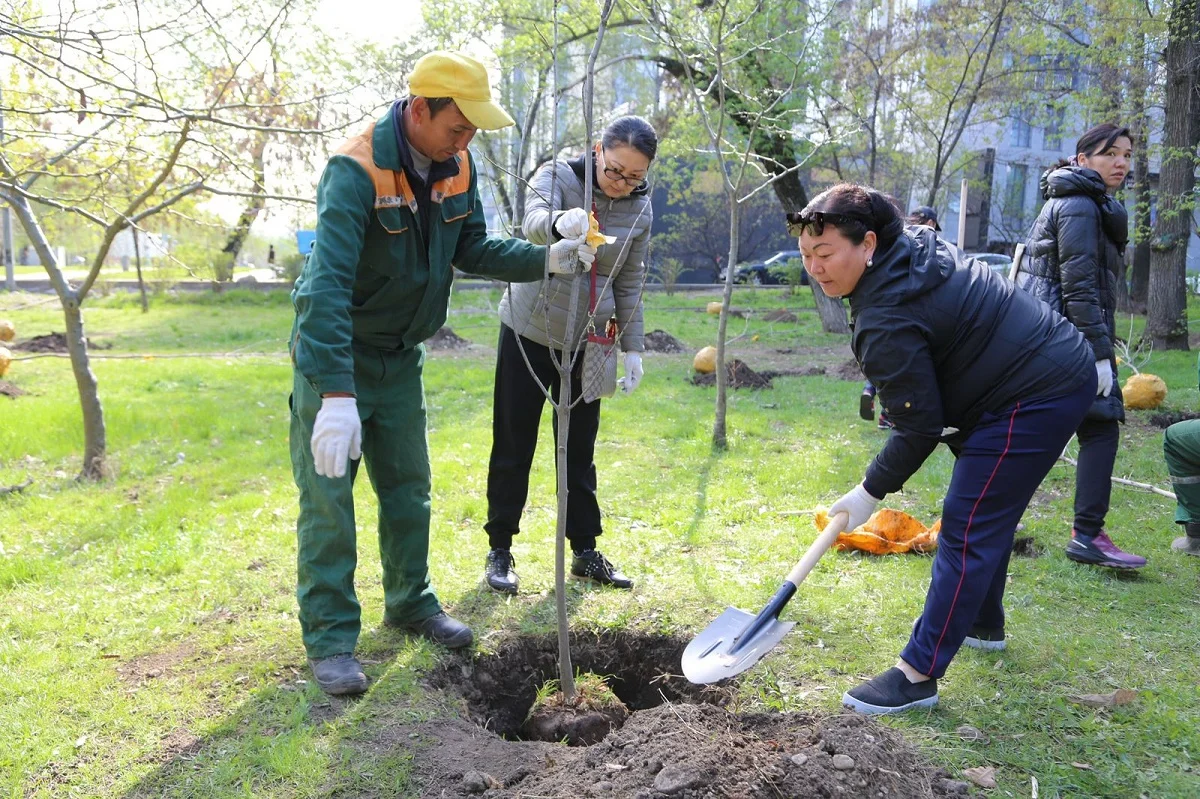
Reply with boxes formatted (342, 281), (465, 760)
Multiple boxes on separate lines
(268, 245), (276, 267)
(1019, 123), (1145, 570)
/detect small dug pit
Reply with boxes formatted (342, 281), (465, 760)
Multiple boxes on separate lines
(416, 631), (961, 798)
(430, 630), (727, 745)
(1149, 409), (1200, 429)
(691, 359), (773, 389)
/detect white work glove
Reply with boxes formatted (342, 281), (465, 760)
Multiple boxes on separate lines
(311, 397), (362, 479)
(618, 352), (644, 395)
(1095, 359), (1113, 397)
(829, 483), (881, 531)
(554, 208), (590, 240)
(548, 235), (596, 274)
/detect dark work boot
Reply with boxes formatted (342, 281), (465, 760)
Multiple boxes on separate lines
(570, 549), (633, 589)
(484, 548), (519, 594)
(386, 611), (473, 649)
(308, 653), (368, 696)
(1065, 530), (1147, 569)
(1172, 522), (1200, 556)
(859, 387), (875, 421)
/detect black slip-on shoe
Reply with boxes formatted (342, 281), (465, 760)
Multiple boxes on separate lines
(570, 549), (633, 589)
(308, 653), (368, 696)
(484, 548), (519, 595)
(385, 611), (473, 649)
(842, 667), (938, 715)
(963, 624), (1007, 651)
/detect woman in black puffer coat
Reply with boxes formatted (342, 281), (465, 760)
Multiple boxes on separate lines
(1020, 123), (1145, 569)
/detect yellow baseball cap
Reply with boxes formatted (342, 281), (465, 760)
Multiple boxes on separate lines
(409, 51), (515, 131)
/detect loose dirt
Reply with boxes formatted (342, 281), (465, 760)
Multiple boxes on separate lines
(691, 360), (773, 389)
(644, 329), (686, 353)
(428, 327), (473, 350)
(413, 630), (957, 798)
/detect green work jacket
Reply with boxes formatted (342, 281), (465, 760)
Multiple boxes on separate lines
(291, 107), (545, 396)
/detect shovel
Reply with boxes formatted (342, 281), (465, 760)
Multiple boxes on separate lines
(682, 511), (849, 684)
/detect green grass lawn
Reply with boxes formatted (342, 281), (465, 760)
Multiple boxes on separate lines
(1, 286), (1198, 797)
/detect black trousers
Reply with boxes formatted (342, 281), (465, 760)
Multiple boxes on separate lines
(1072, 416), (1119, 538)
(485, 324), (603, 551)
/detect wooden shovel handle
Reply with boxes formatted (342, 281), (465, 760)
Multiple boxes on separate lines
(784, 512), (848, 587)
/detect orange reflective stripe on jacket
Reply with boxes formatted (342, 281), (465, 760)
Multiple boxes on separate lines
(335, 122), (471, 214)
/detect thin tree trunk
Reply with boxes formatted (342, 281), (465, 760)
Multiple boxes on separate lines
(3, 189), (107, 478)
(219, 135), (268, 274)
(1147, 0), (1199, 351)
(133, 228), (148, 313)
(1130, 145), (1152, 310)
(714, 196), (738, 449)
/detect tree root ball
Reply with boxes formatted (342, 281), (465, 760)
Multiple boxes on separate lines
(0, 320), (14, 342)
(693, 346), (717, 373)
(0, 346), (11, 378)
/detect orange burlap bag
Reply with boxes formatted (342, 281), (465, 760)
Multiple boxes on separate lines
(814, 508), (940, 555)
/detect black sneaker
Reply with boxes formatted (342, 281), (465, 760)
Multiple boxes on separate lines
(842, 667), (938, 715)
(308, 653), (368, 696)
(963, 624), (1007, 651)
(570, 549), (633, 589)
(859, 388), (875, 421)
(484, 548), (519, 595)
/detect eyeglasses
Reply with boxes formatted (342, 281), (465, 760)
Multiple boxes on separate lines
(786, 210), (868, 238)
(600, 151), (648, 188)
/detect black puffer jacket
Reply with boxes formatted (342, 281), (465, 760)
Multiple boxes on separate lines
(1019, 165), (1127, 421)
(851, 226), (1093, 499)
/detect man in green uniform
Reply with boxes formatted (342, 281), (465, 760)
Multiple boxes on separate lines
(1163, 355), (1200, 557)
(290, 51), (595, 695)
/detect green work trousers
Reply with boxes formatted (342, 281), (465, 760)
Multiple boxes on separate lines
(1164, 419), (1200, 525)
(290, 342), (440, 659)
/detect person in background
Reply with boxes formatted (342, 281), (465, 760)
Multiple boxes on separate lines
(793, 183), (1094, 714)
(1019, 123), (1146, 570)
(1162, 356), (1200, 556)
(268, 244), (276, 267)
(289, 51), (595, 695)
(481, 115), (656, 595)
(858, 206), (941, 430)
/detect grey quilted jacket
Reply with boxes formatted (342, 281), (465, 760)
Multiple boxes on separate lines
(499, 154), (650, 352)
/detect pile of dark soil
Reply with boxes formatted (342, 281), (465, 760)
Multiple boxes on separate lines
(1149, 410), (1200, 429)
(0, 381), (24, 399)
(760, 366), (827, 379)
(836, 358), (866, 381)
(763, 308), (799, 323)
(691, 360), (772, 389)
(14, 332), (69, 352)
(415, 630), (959, 798)
(644, 329), (685, 353)
(428, 326), (472, 350)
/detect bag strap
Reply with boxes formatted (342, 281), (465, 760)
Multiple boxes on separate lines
(587, 199), (600, 315)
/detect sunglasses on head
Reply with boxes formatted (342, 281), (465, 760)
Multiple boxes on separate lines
(786, 210), (869, 238)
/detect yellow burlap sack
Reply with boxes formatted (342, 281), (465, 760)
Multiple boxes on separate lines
(814, 508), (939, 555)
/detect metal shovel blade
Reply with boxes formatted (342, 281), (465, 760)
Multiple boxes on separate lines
(681, 605), (795, 684)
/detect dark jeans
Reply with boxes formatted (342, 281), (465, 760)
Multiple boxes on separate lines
(901, 376), (1094, 679)
(1072, 416), (1119, 538)
(485, 325), (603, 552)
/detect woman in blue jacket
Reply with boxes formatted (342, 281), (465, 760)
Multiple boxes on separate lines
(793, 184), (1095, 714)
(1020, 123), (1145, 569)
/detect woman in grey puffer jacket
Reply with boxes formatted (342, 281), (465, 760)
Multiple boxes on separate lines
(1019, 123), (1145, 569)
(482, 116), (656, 595)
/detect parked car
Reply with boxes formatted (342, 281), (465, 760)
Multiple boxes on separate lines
(967, 252), (1014, 278)
(718, 250), (809, 285)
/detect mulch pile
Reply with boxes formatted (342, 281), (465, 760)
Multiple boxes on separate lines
(427, 327), (472, 350)
(836, 358), (866, 381)
(13, 332), (69, 353)
(643, 329), (685, 353)
(691, 359), (772, 389)
(413, 703), (964, 798)
(762, 309), (799, 323)
(1149, 410), (1200, 429)
(0, 380), (25, 399)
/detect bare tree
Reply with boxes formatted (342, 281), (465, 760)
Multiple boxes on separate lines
(0, 0), (352, 478)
